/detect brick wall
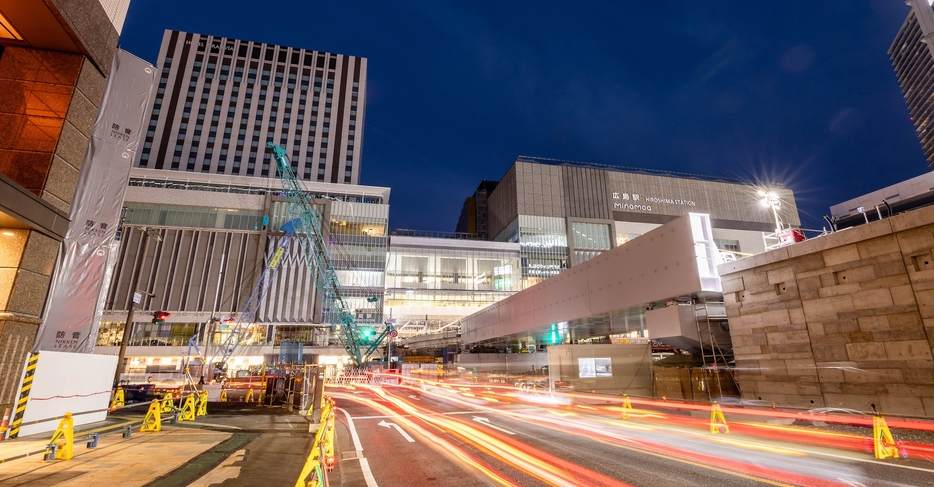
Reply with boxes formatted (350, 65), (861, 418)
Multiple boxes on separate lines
(719, 206), (934, 417)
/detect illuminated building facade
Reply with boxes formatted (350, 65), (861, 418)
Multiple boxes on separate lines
(0, 0), (129, 415)
(480, 157), (800, 289)
(138, 30), (366, 184)
(890, 1), (934, 168)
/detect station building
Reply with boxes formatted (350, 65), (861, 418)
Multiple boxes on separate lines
(95, 168), (390, 378)
(463, 156), (799, 291)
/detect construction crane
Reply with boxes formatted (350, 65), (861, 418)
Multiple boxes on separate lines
(267, 142), (393, 366)
(205, 218), (299, 377)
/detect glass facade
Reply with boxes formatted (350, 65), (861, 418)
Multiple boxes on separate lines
(496, 215), (568, 289)
(124, 202), (264, 230)
(327, 201), (389, 325)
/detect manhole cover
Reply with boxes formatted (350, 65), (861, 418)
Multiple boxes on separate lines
(340, 451), (360, 460)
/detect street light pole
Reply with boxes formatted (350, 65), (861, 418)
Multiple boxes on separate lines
(113, 226), (161, 385)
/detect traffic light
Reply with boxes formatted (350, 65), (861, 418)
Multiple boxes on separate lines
(152, 311), (171, 325)
(361, 328), (374, 341)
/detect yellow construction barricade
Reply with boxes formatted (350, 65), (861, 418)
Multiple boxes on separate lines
(179, 394), (196, 421)
(219, 388), (228, 402)
(621, 395), (633, 420)
(873, 415), (899, 459)
(710, 403), (729, 434)
(197, 390), (208, 416)
(141, 399), (162, 432)
(44, 413), (74, 461)
(110, 387), (125, 410)
(245, 388), (254, 403)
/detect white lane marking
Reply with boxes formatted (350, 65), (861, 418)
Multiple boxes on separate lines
(378, 420), (415, 442)
(340, 408), (379, 487)
(472, 417), (516, 435)
(351, 410), (484, 420)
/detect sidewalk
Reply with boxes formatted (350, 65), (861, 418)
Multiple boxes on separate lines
(0, 424), (231, 486)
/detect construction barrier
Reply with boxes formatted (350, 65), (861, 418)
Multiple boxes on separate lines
(197, 390), (208, 416)
(160, 393), (175, 414)
(110, 387), (125, 410)
(179, 394), (196, 421)
(219, 388), (228, 402)
(621, 395), (633, 420)
(140, 400), (161, 433)
(296, 397), (337, 487)
(873, 415), (899, 459)
(9, 353), (39, 438)
(710, 403), (729, 434)
(44, 413), (74, 461)
(245, 388), (254, 403)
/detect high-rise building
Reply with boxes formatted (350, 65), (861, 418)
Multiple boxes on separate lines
(138, 30), (366, 184)
(890, 1), (934, 168)
(0, 0), (129, 416)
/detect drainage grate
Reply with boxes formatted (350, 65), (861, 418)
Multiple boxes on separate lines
(340, 451), (361, 460)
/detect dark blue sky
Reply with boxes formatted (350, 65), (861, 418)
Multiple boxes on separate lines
(119, 1), (924, 232)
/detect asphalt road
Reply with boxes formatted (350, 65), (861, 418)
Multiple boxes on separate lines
(328, 382), (934, 487)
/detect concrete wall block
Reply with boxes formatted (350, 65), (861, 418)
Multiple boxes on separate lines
(891, 285), (917, 306)
(832, 264), (877, 285)
(769, 343), (813, 355)
(857, 316), (889, 333)
(802, 295), (854, 322)
(913, 290), (934, 321)
(857, 235), (900, 259)
(890, 312), (922, 329)
(742, 272), (770, 290)
(848, 331), (874, 343)
(820, 382), (843, 394)
(813, 344), (850, 362)
(822, 319), (859, 335)
(796, 275), (822, 294)
(880, 395), (926, 416)
(856, 275), (910, 292)
(727, 313), (764, 330)
(883, 340), (934, 360)
(823, 244), (861, 267)
(896, 229), (934, 256)
(755, 380), (799, 395)
(819, 273), (836, 288)
(761, 309), (791, 328)
(873, 327), (928, 342)
(816, 366), (846, 383)
(841, 382), (889, 395)
(721, 276), (745, 293)
(924, 397), (934, 417)
(822, 393), (879, 412)
(845, 342), (887, 361)
(818, 283), (860, 298)
(842, 368), (903, 384)
(785, 358), (817, 375)
(791, 253), (826, 274)
(788, 307), (806, 325)
(767, 266), (794, 285)
(811, 334), (850, 346)
(905, 368), (934, 385)
(796, 383), (823, 396)
(851, 289), (894, 311)
(806, 321), (825, 337)
(766, 329), (810, 345)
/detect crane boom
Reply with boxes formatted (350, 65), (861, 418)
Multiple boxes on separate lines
(267, 142), (391, 366)
(206, 219), (298, 375)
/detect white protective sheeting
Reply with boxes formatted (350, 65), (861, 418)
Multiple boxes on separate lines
(18, 352), (117, 437)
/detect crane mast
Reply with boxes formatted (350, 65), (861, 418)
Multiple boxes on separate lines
(267, 142), (392, 366)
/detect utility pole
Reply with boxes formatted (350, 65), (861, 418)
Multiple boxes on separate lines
(113, 226), (162, 385)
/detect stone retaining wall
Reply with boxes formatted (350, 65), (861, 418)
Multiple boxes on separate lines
(718, 206), (934, 417)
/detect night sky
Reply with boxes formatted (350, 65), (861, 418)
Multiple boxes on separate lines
(119, 1), (925, 233)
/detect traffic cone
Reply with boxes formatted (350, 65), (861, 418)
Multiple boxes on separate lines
(0, 407), (10, 440)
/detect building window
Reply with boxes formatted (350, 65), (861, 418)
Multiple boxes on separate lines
(715, 239), (741, 253)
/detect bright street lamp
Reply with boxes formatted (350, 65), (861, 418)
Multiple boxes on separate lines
(758, 190), (783, 234)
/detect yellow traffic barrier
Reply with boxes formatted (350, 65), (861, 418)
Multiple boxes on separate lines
(219, 388), (228, 402)
(621, 395), (633, 420)
(197, 390), (208, 416)
(179, 394), (196, 421)
(160, 394), (175, 414)
(258, 389), (266, 404)
(296, 397), (337, 487)
(710, 403), (729, 434)
(873, 415), (899, 459)
(141, 399), (161, 432)
(245, 388), (254, 403)
(110, 387), (125, 410)
(45, 413), (74, 460)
